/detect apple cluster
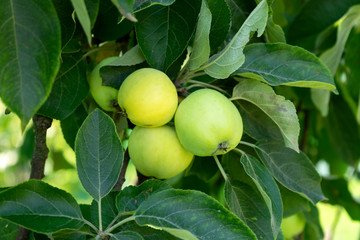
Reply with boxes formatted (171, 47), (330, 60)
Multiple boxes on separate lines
(89, 59), (243, 179)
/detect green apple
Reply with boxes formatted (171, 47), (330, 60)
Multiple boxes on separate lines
(118, 68), (178, 127)
(281, 213), (306, 239)
(128, 125), (194, 179)
(88, 57), (118, 112)
(174, 89), (243, 156)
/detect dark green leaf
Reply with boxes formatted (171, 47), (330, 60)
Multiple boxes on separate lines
(135, 189), (257, 239)
(52, 0), (76, 48)
(93, 0), (134, 41)
(239, 153), (282, 238)
(264, 16), (286, 43)
(75, 109), (123, 200)
(203, 0), (268, 79)
(225, 0), (256, 37)
(100, 62), (148, 89)
(38, 52), (89, 120)
(135, 0), (201, 71)
(233, 79), (300, 152)
(111, 231), (144, 240)
(0, 180), (84, 234)
(287, 0), (360, 47)
(207, 0), (231, 51)
(52, 229), (87, 240)
(116, 179), (170, 213)
(91, 192), (118, 229)
(345, 30), (360, 99)
(322, 178), (360, 221)
(255, 141), (325, 204)
(133, 0), (175, 12)
(111, 0), (137, 22)
(71, 0), (92, 45)
(0, 0), (61, 126)
(117, 222), (178, 240)
(325, 96), (360, 166)
(279, 184), (310, 217)
(61, 104), (88, 149)
(233, 43), (336, 92)
(0, 219), (18, 240)
(225, 180), (273, 240)
(189, 0), (212, 71)
(303, 204), (324, 240)
(185, 156), (218, 182)
(85, 0), (100, 28)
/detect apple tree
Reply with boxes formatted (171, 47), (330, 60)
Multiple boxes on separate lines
(0, 0), (360, 239)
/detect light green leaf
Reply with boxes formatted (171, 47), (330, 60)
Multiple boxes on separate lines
(239, 153), (283, 239)
(107, 45), (145, 66)
(189, 0), (212, 71)
(232, 79), (300, 152)
(111, 0), (137, 22)
(75, 109), (123, 200)
(71, 0), (92, 45)
(0, 180), (84, 234)
(233, 43), (336, 92)
(203, 0), (268, 79)
(0, 0), (61, 127)
(311, 5), (360, 116)
(135, 189), (257, 240)
(133, 0), (175, 12)
(255, 141), (325, 204)
(264, 17), (286, 43)
(320, 5), (360, 75)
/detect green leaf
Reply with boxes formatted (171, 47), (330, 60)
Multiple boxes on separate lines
(239, 153), (283, 238)
(135, 189), (257, 240)
(91, 192), (117, 229)
(322, 178), (360, 221)
(133, 0), (175, 12)
(0, 180), (84, 234)
(279, 184), (310, 217)
(52, 229), (87, 240)
(107, 45), (146, 67)
(185, 156), (219, 181)
(232, 79), (300, 152)
(225, 180), (273, 240)
(52, 0), (76, 48)
(255, 141), (325, 204)
(118, 222), (178, 240)
(320, 4), (360, 75)
(207, 0), (231, 51)
(189, 0), (212, 71)
(85, 0), (100, 28)
(116, 179), (170, 213)
(287, 0), (360, 47)
(60, 104), (88, 149)
(225, 0), (256, 37)
(325, 96), (360, 166)
(75, 109), (123, 200)
(303, 204), (324, 240)
(264, 16), (286, 43)
(111, 0), (137, 22)
(135, 0), (201, 71)
(203, 0), (268, 79)
(38, 52), (89, 120)
(0, 219), (18, 240)
(233, 43), (336, 92)
(71, 0), (92, 45)
(111, 231), (144, 240)
(93, 1), (134, 41)
(0, 0), (61, 127)
(345, 31), (360, 99)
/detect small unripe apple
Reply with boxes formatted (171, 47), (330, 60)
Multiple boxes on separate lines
(128, 125), (194, 179)
(281, 213), (306, 239)
(118, 68), (178, 127)
(88, 57), (118, 112)
(175, 89), (243, 156)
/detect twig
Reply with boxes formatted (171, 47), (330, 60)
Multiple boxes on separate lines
(17, 114), (53, 240)
(113, 149), (130, 191)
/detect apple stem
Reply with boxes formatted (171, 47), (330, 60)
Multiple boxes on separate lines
(213, 155), (228, 182)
